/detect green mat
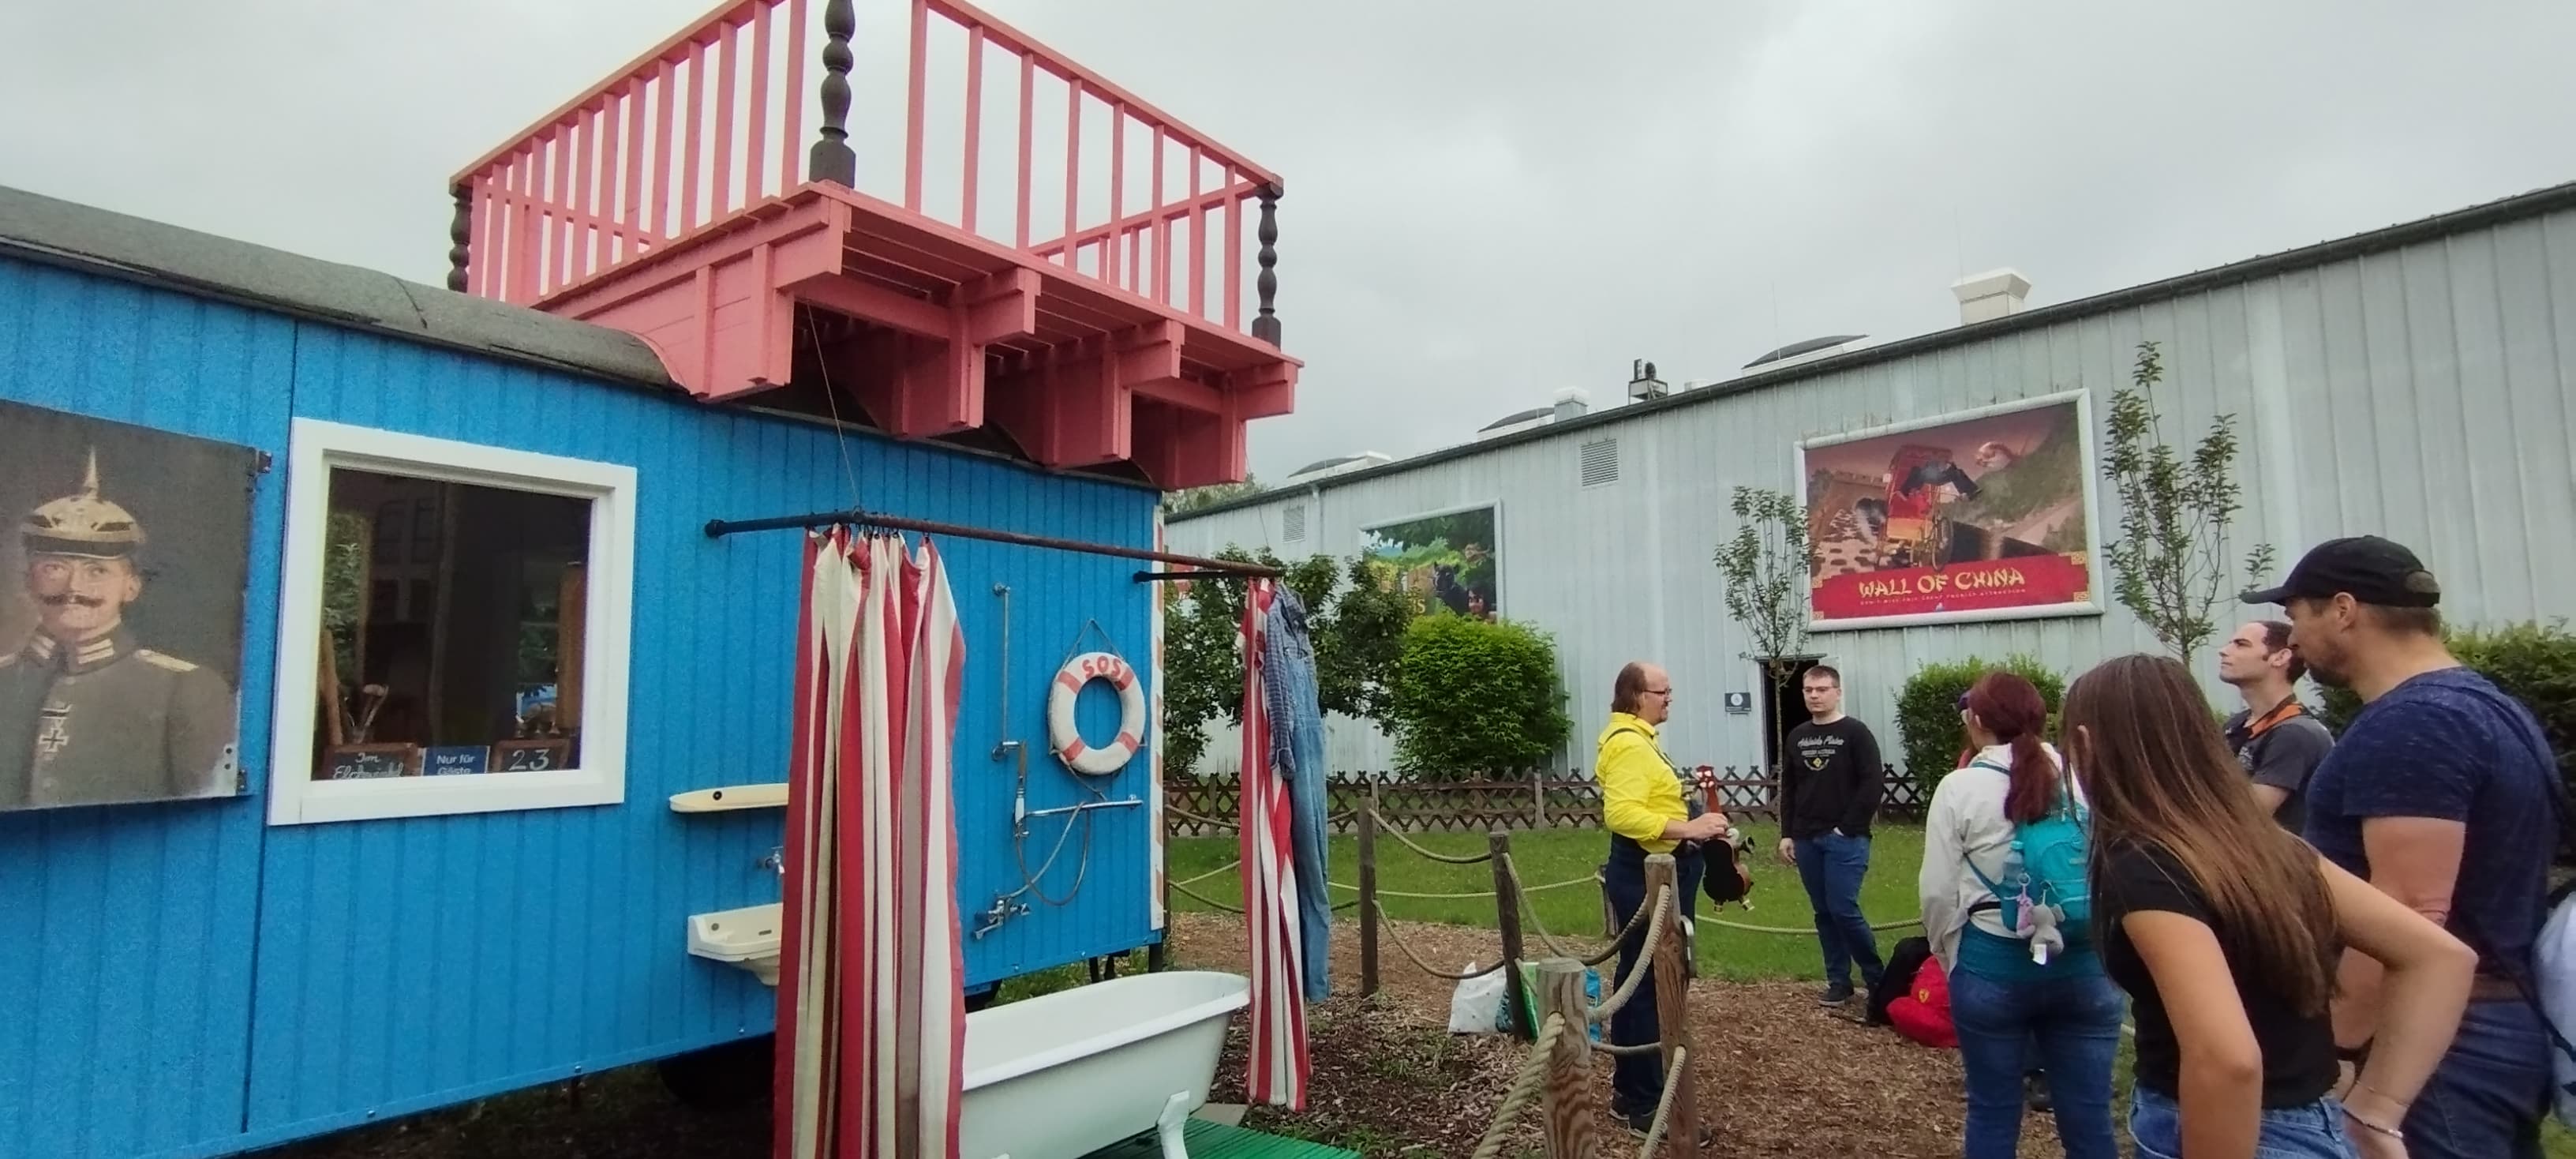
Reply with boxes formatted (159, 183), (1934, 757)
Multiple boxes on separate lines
(1084, 1117), (1359, 1158)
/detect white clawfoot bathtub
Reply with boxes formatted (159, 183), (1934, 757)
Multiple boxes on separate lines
(958, 970), (1249, 1159)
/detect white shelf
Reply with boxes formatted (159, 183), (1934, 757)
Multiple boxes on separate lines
(668, 783), (788, 813)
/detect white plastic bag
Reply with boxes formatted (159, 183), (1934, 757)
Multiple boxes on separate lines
(1448, 964), (1507, 1033)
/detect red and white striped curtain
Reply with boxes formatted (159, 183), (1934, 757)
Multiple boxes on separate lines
(776, 528), (967, 1159)
(1237, 580), (1310, 1109)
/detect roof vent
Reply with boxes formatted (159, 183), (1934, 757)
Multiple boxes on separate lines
(1552, 387), (1591, 422)
(1580, 438), (1619, 488)
(1952, 268), (2033, 325)
(1282, 503), (1306, 542)
(1627, 358), (1668, 401)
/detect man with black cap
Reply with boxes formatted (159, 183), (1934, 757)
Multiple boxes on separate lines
(2245, 535), (2559, 1158)
(0, 451), (236, 809)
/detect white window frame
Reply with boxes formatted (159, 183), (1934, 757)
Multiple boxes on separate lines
(267, 418), (637, 826)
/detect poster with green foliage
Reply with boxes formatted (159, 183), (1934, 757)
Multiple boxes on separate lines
(1361, 504), (1500, 621)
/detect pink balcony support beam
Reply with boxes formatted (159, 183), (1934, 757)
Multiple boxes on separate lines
(713, 24), (739, 217)
(747, 6), (771, 203)
(1062, 80), (1080, 266)
(1151, 126), (1167, 304)
(653, 58), (677, 235)
(1224, 173), (1241, 328)
(960, 27), (983, 234)
(1188, 146), (1205, 315)
(904, 0), (929, 212)
(781, 0), (807, 191)
(681, 45), (706, 235)
(1014, 54), (1033, 248)
(573, 110), (597, 276)
(1106, 105), (1123, 288)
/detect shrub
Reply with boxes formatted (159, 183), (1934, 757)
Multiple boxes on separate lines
(1388, 614), (1573, 779)
(1894, 655), (2067, 790)
(2315, 621), (2576, 793)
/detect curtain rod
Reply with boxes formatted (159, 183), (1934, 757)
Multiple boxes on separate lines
(702, 507), (1282, 579)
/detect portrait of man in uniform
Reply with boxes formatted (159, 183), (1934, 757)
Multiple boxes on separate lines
(0, 400), (253, 811)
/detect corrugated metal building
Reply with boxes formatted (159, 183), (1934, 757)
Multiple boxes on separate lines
(0, 185), (1167, 1157)
(1171, 180), (2576, 776)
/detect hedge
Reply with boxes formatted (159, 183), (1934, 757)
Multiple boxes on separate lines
(1893, 655), (2068, 792)
(1388, 613), (1573, 779)
(2316, 621), (2576, 794)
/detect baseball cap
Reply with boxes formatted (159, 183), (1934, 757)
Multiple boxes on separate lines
(2239, 535), (2441, 608)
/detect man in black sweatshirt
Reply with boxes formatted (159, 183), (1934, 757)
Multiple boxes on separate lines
(1777, 664), (1887, 1005)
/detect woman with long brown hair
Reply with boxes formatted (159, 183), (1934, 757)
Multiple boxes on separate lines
(2064, 655), (2476, 1159)
(1920, 670), (2122, 1158)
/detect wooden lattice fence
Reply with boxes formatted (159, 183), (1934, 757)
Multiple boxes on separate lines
(1163, 767), (1929, 836)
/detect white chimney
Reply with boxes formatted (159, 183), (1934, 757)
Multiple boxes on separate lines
(1552, 387), (1590, 422)
(1952, 268), (2032, 325)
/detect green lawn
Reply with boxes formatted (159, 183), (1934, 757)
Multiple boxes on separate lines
(1167, 820), (1926, 981)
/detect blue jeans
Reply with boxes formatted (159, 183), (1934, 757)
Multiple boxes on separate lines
(1793, 832), (1883, 990)
(1601, 841), (1704, 1116)
(2403, 999), (2550, 1159)
(1949, 964), (2123, 1159)
(2129, 1086), (2355, 1159)
(1260, 592), (1332, 1003)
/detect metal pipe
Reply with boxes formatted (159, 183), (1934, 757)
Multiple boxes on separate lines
(702, 505), (1280, 577)
(1024, 797), (1142, 819)
(991, 583), (1016, 760)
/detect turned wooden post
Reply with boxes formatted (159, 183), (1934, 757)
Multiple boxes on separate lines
(808, 0), (859, 185)
(1357, 802), (1380, 998)
(1492, 829), (1531, 1041)
(1647, 853), (1700, 1159)
(1252, 182), (1282, 346)
(446, 184), (473, 293)
(1538, 958), (1596, 1159)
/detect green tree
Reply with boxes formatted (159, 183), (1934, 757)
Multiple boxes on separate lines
(1157, 546), (1413, 774)
(1165, 474), (1264, 514)
(2102, 340), (2275, 667)
(1713, 485), (1812, 771)
(1387, 614), (1573, 778)
(2316, 621), (2576, 800)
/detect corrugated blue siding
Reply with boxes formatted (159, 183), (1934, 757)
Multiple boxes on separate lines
(0, 253), (1165, 1157)
(0, 261), (285, 1158)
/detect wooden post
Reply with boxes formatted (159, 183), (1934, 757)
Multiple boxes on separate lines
(446, 183), (473, 294)
(1531, 767), (1544, 830)
(1491, 830), (1531, 1041)
(1357, 803), (1380, 999)
(1537, 958), (1596, 1159)
(1252, 182), (1282, 346)
(1646, 853), (1699, 1159)
(808, 0), (859, 185)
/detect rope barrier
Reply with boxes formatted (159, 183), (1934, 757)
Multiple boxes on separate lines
(1467, 1012), (1563, 1159)
(1327, 874), (1595, 900)
(1372, 812), (1495, 865)
(1596, 1038), (1663, 1056)
(1374, 907), (1507, 981)
(1588, 886), (1671, 1025)
(1501, 853), (1639, 966)
(1631, 1046), (1689, 1157)
(1174, 860), (1241, 888)
(1168, 879), (1245, 914)
(1163, 804), (1239, 831)
(1702, 915), (1921, 935)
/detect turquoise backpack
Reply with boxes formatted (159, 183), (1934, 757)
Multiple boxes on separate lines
(1962, 759), (2094, 947)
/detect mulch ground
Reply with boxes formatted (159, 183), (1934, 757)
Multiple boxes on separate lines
(1173, 912), (2075, 1158)
(259, 913), (2079, 1158)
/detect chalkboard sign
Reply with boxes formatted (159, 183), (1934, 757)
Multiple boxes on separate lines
(424, 746), (490, 776)
(494, 739), (571, 773)
(324, 744), (417, 780)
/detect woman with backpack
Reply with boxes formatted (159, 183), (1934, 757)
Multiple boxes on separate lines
(1920, 671), (2122, 1158)
(2064, 655), (2475, 1159)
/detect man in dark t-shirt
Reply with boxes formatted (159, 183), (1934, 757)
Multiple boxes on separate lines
(2245, 535), (2559, 1159)
(1778, 664), (1886, 1005)
(2216, 620), (2333, 831)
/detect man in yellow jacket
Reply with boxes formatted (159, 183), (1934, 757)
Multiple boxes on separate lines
(1597, 660), (1728, 1143)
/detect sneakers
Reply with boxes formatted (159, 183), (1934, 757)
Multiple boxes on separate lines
(1621, 1110), (1717, 1148)
(1818, 982), (1855, 1006)
(2024, 1071), (2054, 1114)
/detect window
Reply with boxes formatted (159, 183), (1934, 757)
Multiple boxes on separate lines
(1580, 437), (1620, 488)
(1282, 503), (1307, 543)
(268, 420), (635, 825)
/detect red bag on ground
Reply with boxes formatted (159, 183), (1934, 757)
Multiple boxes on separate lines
(1885, 955), (1957, 1049)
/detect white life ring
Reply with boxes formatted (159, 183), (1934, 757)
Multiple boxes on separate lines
(1049, 651), (1145, 775)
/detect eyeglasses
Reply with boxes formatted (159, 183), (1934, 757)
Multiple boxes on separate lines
(1957, 692), (1971, 711)
(1645, 688), (1673, 700)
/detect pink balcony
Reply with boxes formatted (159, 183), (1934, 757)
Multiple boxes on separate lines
(444, 0), (1295, 489)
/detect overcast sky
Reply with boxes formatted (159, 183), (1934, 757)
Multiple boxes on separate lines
(7, 1), (2574, 482)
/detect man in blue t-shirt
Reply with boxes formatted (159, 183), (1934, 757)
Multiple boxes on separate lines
(2245, 535), (2561, 1159)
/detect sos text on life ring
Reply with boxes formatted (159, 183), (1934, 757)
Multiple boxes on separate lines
(1049, 651), (1144, 775)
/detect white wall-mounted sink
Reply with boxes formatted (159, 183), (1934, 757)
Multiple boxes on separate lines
(687, 902), (783, 987)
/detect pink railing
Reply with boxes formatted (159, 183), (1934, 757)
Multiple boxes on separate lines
(448, 0), (1282, 341)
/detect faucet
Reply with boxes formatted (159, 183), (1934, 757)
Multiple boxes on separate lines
(758, 846), (785, 876)
(971, 895), (1028, 940)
